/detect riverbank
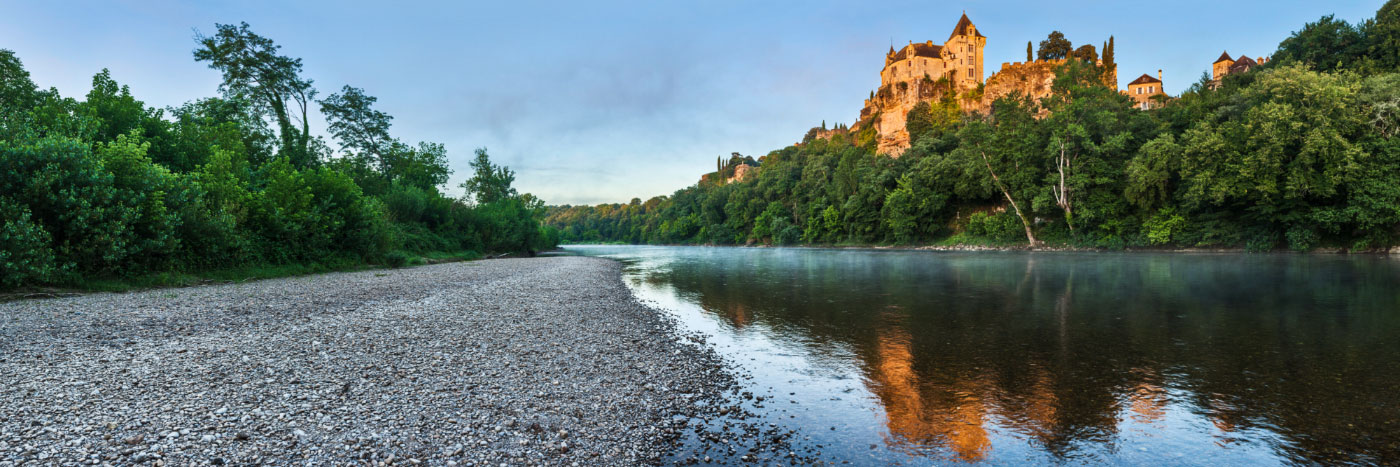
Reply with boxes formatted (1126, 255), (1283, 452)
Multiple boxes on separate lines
(0, 257), (736, 465)
(0, 251), (489, 299)
(562, 242), (1400, 255)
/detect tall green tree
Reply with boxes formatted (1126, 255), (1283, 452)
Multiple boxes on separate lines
(1274, 15), (1368, 73)
(1370, 0), (1400, 70)
(1039, 60), (1142, 235)
(1037, 31), (1073, 60)
(0, 49), (40, 136)
(956, 96), (1044, 245)
(385, 141), (451, 191)
(1072, 44), (1098, 62)
(1103, 36), (1116, 71)
(462, 148), (517, 205)
(319, 85), (393, 161)
(194, 22), (318, 168)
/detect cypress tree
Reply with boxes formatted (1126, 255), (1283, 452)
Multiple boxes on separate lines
(1026, 41), (1033, 61)
(1105, 36), (1116, 69)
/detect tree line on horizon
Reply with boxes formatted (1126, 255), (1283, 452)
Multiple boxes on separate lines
(0, 22), (558, 289)
(546, 2), (1400, 252)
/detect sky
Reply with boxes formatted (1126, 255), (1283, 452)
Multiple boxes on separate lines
(0, 0), (1386, 205)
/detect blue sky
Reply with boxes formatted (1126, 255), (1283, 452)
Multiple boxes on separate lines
(0, 1), (1385, 205)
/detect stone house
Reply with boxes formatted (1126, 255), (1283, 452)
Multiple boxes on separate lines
(1125, 71), (1165, 110)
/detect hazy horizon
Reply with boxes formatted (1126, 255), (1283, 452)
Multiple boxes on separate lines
(1, 0), (1384, 205)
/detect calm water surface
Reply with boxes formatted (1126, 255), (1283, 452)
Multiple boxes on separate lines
(565, 246), (1400, 465)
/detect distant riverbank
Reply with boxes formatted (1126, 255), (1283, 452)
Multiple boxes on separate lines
(562, 242), (1400, 255)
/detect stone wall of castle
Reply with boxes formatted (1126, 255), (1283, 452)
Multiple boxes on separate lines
(881, 53), (950, 89)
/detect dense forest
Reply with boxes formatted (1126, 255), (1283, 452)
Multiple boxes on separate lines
(547, 2), (1400, 252)
(0, 23), (557, 290)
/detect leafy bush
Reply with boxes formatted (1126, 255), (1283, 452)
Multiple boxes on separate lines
(383, 183), (429, 223)
(707, 223), (737, 245)
(775, 225), (802, 246)
(0, 197), (56, 287)
(0, 137), (134, 277)
(384, 250), (411, 268)
(1143, 209), (1187, 245)
(1286, 226), (1321, 251)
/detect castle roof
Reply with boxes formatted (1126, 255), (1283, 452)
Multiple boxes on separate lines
(949, 13), (985, 41)
(890, 42), (943, 63)
(1214, 51), (1233, 64)
(1128, 74), (1162, 86)
(1228, 55), (1258, 74)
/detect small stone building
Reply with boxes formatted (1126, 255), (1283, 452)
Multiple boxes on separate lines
(1125, 72), (1165, 110)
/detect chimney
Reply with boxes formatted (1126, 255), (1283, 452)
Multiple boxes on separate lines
(1158, 69), (1162, 81)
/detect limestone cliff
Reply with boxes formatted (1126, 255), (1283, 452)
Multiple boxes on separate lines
(972, 59), (1117, 114)
(855, 78), (956, 156)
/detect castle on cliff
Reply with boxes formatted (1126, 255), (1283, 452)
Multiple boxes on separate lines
(881, 13), (987, 94)
(855, 14), (988, 155)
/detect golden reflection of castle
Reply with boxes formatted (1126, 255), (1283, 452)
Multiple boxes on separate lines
(872, 328), (992, 461)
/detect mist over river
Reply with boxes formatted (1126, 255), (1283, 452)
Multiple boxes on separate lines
(565, 245), (1400, 465)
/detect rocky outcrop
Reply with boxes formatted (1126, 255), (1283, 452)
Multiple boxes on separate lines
(853, 78), (955, 156)
(728, 163), (755, 183)
(973, 59), (1117, 114)
(973, 60), (1064, 114)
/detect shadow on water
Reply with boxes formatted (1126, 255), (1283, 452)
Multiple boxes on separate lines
(566, 245), (1400, 465)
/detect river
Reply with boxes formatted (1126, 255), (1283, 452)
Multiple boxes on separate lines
(564, 245), (1400, 465)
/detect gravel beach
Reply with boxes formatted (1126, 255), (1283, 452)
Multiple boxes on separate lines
(0, 257), (739, 466)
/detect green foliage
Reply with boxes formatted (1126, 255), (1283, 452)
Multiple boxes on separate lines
(193, 22), (318, 168)
(1104, 36), (1116, 70)
(1143, 208), (1186, 245)
(0, 197), (56, 287)
(1037, 31), (1072, 60)
(751, 202), (790, 243)
(1072, 44), (1098, 62)
(384, 250), (412, 268)
(462, 148), (517, 204)
(320, 85), (393, 158)
(707, 223), (737, 245)
(775, 225), (801, 246)
(1274, 15), (1371, 73)
(0, 136), (134, 277)
(1372, 1), (1400, 70)
(964, 211), (1024, 243)
(0, 43), (554, 290)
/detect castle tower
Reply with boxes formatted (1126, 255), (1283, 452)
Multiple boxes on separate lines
(1212, 51), (1234, 82)
(945, 13), (987, 91)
